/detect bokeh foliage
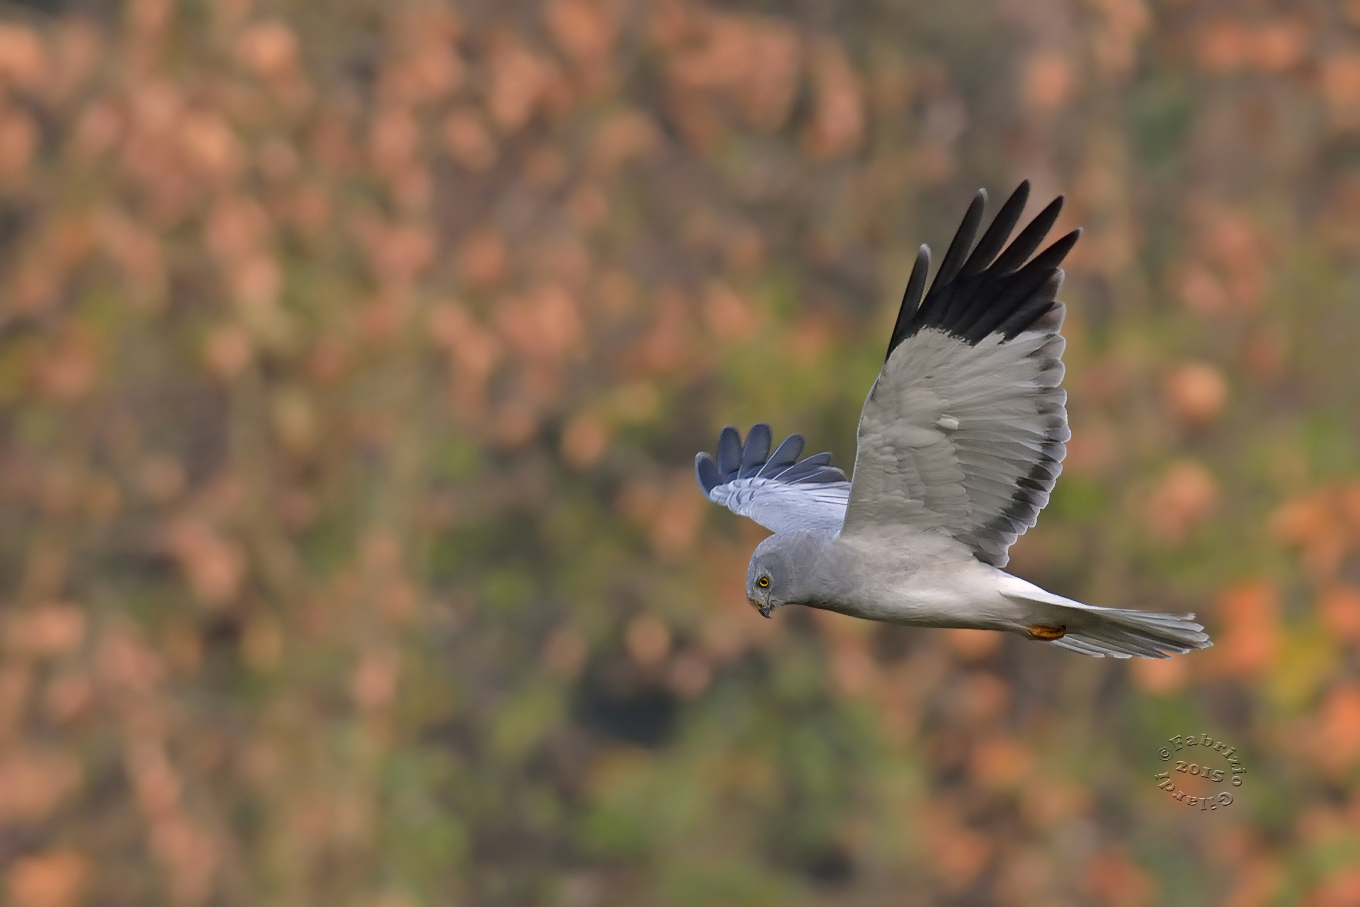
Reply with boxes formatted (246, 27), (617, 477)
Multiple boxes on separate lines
(2, 0), (1360, 904)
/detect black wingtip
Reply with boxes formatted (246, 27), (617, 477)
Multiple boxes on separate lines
(696, 452), (721, 494)
(886, 181), (1081, 355)
(992, 194), (1065, 274)
(887, 244), (932, 361)
(759, 433), (806, 477)
(698, 426), (846, 490)
(930, 190), (989, 293)
(959, 182), (1031, 281)
(715, 426), (742, 475)
(739, 424), (773, 477)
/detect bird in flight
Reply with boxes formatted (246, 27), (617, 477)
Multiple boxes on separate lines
(696, 182), (1211, 658)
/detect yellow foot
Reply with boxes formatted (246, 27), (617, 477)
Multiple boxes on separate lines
(1027, 625), (1067, 641)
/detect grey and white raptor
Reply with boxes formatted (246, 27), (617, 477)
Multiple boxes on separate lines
(696, 181), (1211, 658)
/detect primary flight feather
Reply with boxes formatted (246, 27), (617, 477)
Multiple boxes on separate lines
(695, 181), (1211, 658)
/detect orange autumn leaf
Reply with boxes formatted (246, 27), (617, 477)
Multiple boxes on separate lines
(1322, 55), (1360, 131)
(1270, 491), (1333, 547)
(1311, 683), (1360, 774)
(625, 614), (671, 668)
(1213, 579), (1280, 676)
(1145, 460), (1219, 544)
(662, 12), (801, 132)
(971, 736), (1033, 790)
(1163, 361), (1228, 424)
(485, 38), (555, 133)
(0, 106), (38, 185)
(545, 0), (618, 65)
(1083, 847), (1160, 907)
(1132, 653), (1190, 694)
(457, 229), (508, 287)
(701, 281), (760, 341)
(351, 647), (401, 711)
(235, 21), (298, 81)
(803, 38), (864, 159)
(925, 814), (993, 890)
(4, 604), (86, 658)
(0, 24), (46, 88)
(650, 475), (704, 557)
(1312, 867), (1360, 907)
(1198, 20), (1307, 75)
(493, 286), (584, 363)
(561, 412), (609, 468)
(6, 851), (88, 907)
(1320, 584), (1360, 643)
(1021, 51), (1074, 116)
(589, 110), (658, 173)
(946, 627), (1001, 661)
(0, 750), (82, 825)
(31, 325), (99, 401)
(443, 108), (497, 171)
(163, 518), (246, 606)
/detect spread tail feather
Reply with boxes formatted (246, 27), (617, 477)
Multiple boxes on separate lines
(1000, 576), (1212, 659)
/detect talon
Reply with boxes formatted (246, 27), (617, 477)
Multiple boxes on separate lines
(1027, 625), (1066, 641)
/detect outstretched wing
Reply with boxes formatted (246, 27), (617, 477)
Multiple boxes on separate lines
(841, 181), (1079, 567)
(696, 424), (850, 534)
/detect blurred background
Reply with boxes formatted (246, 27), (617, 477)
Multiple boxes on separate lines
(1, 0), (1359, 904)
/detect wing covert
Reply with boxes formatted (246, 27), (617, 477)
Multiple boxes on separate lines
(841, 181), (1077, 566)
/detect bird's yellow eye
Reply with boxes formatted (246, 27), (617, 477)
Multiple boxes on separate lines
(758, 576), (770, 588)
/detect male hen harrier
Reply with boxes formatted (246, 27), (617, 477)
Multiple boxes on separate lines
(696, 182), (1211, 658)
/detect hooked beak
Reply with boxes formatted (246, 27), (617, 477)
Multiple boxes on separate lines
(750, 595), (773, 619)
(758, 603), (772, 619)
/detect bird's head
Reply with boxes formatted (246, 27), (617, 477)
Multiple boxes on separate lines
(746, 558), (779, 619)
(745, 534), (805, 619)
(746, 565), (777, 619)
